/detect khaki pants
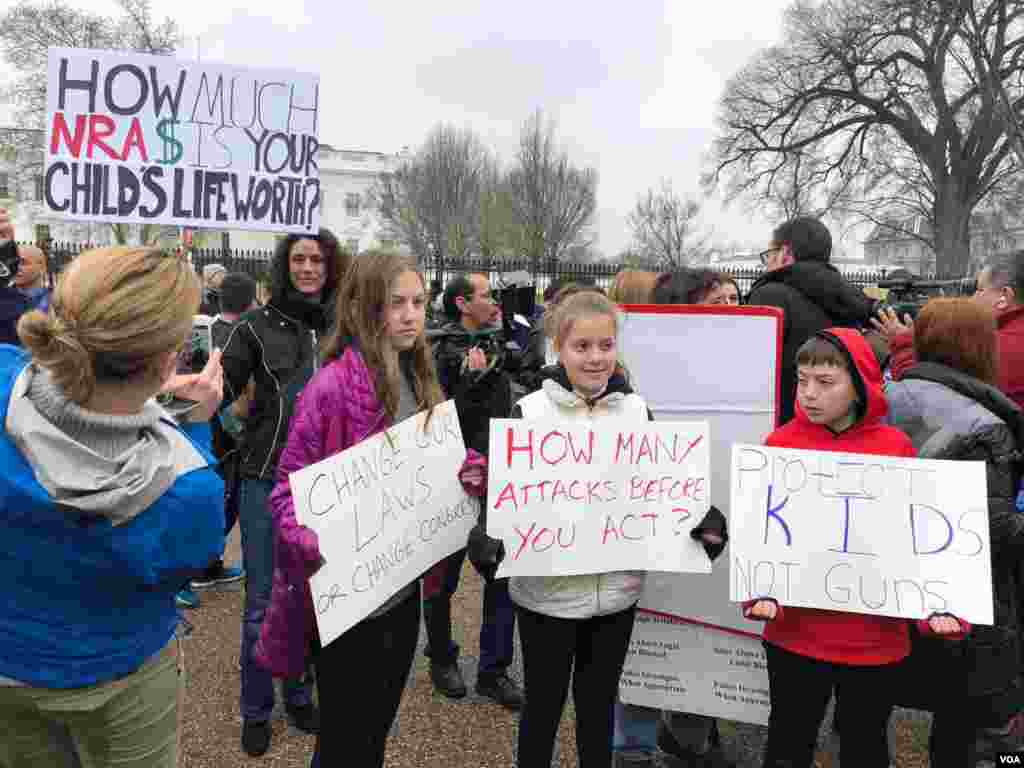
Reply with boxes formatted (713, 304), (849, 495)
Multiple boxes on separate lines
(0, 640), (184, 768)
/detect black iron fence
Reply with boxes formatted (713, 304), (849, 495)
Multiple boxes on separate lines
(37, 242), (892, 298)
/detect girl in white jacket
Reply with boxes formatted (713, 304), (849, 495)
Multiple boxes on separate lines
(467, 291), (726, 768)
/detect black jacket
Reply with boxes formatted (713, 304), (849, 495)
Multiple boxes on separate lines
(221, 251), (337, 481)
(887, 361), (1024, 722)
(432, 321), (513, 456)
(748, 260), (876, 424)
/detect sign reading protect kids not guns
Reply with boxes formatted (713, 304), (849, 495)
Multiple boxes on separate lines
(288, 401), (476, 646)
(44, 47), (320, 233)
(486, 419), (713, 578)
(729, 444), (995, 625)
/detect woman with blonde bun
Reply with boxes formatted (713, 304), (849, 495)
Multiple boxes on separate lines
(0, 245), (226, 768)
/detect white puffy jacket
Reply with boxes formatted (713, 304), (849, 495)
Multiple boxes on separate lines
(507, 367), (650, 619)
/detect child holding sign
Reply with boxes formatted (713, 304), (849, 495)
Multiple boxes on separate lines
(467, 291), (727, 768)
(743, 329), (963, 768)
(256, 252), (445, 768)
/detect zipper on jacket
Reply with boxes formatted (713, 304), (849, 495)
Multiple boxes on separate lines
(312, 329), (319, 373)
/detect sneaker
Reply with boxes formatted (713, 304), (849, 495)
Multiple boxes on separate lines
(286, 703), (320, 734)
(241, 720), (271, 757)
(430, 662), (467, 699)
(175, 587), (200, 609)
(475, 673), (524, 710)
(192, 561), (245, 589)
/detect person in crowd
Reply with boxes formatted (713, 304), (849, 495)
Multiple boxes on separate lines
(744, 328), (963, 768)
(0, 210), (52, 346)
(463, 290), (727, 768)
(747, 217), (877, 424)
(199, 263), (227, 315)
(879, 250), (1024, 410)
(256, 251), (446, 768)
(0, 244), (225, 768)
(222, 229), (348, 756)
(183, 273), (260, 604)
(652, 268), (738, 307)
(423, 273), (524, 709)
(608, 269), (660, 305)
(716, 274), (741, 306)
(884, 298), (1024, 766)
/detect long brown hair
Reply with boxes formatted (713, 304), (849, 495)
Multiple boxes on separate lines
(322, 251), (444, 424)
(914, 297), (999, 384)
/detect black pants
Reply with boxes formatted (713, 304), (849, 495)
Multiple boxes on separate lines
(312, 590), (420, 768)
(763, 642), (895, 768)
(516, 603), (637, 768)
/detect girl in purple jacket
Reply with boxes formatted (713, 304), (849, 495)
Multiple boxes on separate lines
(256, 251), (445, 768)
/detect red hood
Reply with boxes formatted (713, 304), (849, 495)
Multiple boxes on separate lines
(793, 327), (887, 429)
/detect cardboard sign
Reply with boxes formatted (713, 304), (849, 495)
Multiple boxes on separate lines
(729, 444), (994, 625)
(45, 47), (320, 232)
(289, 401), (474, 645)
(620, 613), (770, 726)
(486, 419), (712, 577)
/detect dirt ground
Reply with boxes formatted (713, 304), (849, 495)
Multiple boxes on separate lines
(179, 529), (940, 767)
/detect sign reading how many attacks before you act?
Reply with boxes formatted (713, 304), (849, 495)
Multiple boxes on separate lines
(486, 419), (713, 578)
(729, 444), (994, 625)
(288, 401), (476, 646)
(45, 47), (320, 233)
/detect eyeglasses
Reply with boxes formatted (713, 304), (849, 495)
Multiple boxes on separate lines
(758, 247), (779, 266)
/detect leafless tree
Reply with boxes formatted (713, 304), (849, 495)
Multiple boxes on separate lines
(375, 124), (489, 279)
(705, 0), (1024, 277)
(627, 179), (712, 268)
(0, 0), (180, 129)
(507, 111), (598, 273)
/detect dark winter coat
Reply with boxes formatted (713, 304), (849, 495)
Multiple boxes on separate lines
(431, 321), (513, 455)
(220, 253), (337, 480)
(748, 260), (876, 424)
(886, 361), (1024, 723)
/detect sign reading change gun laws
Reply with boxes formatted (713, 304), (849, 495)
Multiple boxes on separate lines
(486, 419), (713, 578)
(45, 47), (320, 232)
(289, 401), (475, 646)
(729, 444), (994, 625)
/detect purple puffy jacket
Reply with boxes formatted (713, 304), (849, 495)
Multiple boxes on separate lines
(254, 344), (389, 677)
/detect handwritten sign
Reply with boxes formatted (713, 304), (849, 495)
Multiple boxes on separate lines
(45, 47), (320, 232)
(729, 444), (994, 625)
(486, 419), (712, 577)
(620, 614), (770, 726)
(289, 401), (474, 645)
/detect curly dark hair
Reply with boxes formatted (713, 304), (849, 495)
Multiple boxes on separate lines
(269, 228), (349, 304)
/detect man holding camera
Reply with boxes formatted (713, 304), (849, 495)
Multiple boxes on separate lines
(425, 273), (523, 709)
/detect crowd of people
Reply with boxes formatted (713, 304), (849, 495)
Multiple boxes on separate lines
(0, 206), (1022, 768)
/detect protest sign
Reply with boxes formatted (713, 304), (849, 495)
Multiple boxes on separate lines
(486, 419), (712, 578)
(729, 444), (994, 625)
(619, 305), (782, 635)
(620, 613), (770, 726)
(45, 47), (320, 233)
(288, 401), (474, 646)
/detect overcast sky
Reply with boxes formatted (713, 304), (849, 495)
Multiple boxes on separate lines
(1, 0), (856, 257)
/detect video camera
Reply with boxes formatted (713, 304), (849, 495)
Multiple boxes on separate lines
(876, 270), (971, 320)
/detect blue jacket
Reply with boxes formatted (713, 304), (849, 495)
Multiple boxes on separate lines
(0, 346), (225, 688)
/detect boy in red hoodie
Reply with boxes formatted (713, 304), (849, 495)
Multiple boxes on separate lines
(744, 328), (963, 768)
